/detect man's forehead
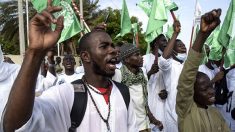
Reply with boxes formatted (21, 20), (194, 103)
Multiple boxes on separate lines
(90, 32), (111, 41)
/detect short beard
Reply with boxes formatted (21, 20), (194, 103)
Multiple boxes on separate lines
(91, 59), (114, 78)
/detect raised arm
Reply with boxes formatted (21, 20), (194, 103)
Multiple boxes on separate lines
(162, 20), (181, 59)
(176, 9), (221, 117)
(3, 4), (64, 131)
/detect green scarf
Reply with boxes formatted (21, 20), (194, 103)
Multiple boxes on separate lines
(120, 65), (159, 125)
(120, 65), (148, 102)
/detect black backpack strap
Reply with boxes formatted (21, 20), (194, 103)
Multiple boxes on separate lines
(69, 79), (88, 132)
(113, 81), (130, 109)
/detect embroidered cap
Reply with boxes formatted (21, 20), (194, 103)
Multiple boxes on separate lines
(119, 43), (139, 60)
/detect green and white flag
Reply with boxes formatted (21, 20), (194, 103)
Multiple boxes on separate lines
(218, 0), (235, 68)
(208, 27), (223, 61)
(31, 0), (82, 43)
(136, 1), (152, 16)
(145, 0), (168, 43)
(164, 0), (178, 11)
(116, 0), (132, 38)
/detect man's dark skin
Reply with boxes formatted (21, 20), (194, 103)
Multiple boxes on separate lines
(191, 9), (221, 109)
(172, 39), (187, 64)
(122, 50), (163, 131)
(148, 20), (181, 100)
(3, 2), (64, 131)
(3, 3), (118, 132)
(62, 54), (76, 75)
(147, 34), (167, 79)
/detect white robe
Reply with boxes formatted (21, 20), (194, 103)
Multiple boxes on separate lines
(217, 68), (235, 131)
(0, 81), (138, 132)
(0, 62), (59, 124)
(0, 62), (20, 122)
(113, 68), (150, 131)
(143, 53), (171, 132)
(198, 64), (220, 80)
(161, 58), (184, 132)
(56, 72), (83, 85)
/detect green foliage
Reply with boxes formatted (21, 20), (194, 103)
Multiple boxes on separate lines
(89, 8), (147, 54)
(0, 1), (36, 54)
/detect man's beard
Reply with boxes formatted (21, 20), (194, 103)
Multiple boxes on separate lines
(91, 59), (114, 78)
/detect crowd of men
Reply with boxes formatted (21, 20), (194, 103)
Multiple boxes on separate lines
(0, 2), (234, 132)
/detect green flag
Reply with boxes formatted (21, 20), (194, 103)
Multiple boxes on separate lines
(166, 24), (173, 39)
(208, 27), (223, 61)
(164, 0), (178, 11)
(218, 0), (235, 68)
(31, 0), (72, 12)
(136, 1), (151, 16)
(218, 0), (235, 48)
(32, 0), (82, 43)
(116, 0), (132, 38)
(145, 0), (168, 43)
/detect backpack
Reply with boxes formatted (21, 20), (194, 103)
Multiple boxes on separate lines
(214, 69), (233, 105)
(68, 79), (130, 132)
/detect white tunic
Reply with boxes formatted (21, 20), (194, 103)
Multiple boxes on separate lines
(56, 72), (83, 85)
(198, 64), (220, 80)
(0, 62), (60, 124)
(143, 53), (171, 132)
(0, 81), (138, 132)
(113, 68), (150, 131)
(217, 68), (235, 131)
(0, 62), (20, 123)
(161, 58), (184, 132)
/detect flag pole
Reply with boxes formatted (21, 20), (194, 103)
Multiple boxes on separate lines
(26, 0), (29, 46)
(170, 11), (177, 21)
(72, 1), (91, 33)
(189, 0), (198, 48)
(18, 0), (25, 61)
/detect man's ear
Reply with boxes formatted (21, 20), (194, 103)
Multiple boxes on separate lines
(80, 51), (91, 63)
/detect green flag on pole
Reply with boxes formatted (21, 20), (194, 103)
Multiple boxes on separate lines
(116, 0), (132, 38)
(164, 0), (178, 11)
(31, 0), (82, 43)
(208, 27), (223, 61)
(136, 1), (151, 16)
(145, 0), (168, 43)
(218, 0), (235, 68)
(166, 24), (173, 39)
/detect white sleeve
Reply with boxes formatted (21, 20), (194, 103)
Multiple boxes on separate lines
(158, 56), (172, 71)
(43, 71), (57, 89)
(112, 69), (122, 83)
(14, 83), (74, 132)
(127, 99), (138, 132)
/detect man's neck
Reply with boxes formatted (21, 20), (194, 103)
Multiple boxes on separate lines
(65, 69), (75, 75)
(125, 65), (139, 75)
(196, 103), (208, 109)
(84, 74), (110, 88)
